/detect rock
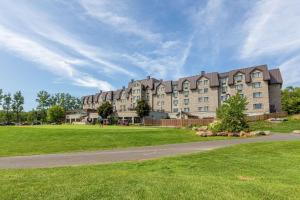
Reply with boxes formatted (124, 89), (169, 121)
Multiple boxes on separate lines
(293, 130), (300, 134)
(227, 132), (234, 137)
(197, 126), (208, 131)
(264, 131), (271, 135)
(250, 130), (269, 136)
(232, 132), (240, 137)
(217, 132), (227, 136)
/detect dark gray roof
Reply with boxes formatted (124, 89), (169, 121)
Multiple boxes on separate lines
(269, 68), (283, 84)
(177, 72), (219, 91)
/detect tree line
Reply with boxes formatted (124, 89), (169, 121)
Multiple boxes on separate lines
(0, 89), (82, 124)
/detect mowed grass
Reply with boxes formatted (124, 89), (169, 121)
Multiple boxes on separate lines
(1, 141), (300, 200)
(250, 117), (300, 133)
(0, 125), (227, 157)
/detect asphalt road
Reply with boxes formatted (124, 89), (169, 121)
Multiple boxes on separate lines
(1, 133), (300, 169)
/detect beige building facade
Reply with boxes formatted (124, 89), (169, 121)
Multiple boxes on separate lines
(81, 65), (283, 122)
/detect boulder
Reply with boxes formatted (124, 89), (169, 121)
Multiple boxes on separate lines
(293, 130), (300, 134)
(197, 126), (208, 131)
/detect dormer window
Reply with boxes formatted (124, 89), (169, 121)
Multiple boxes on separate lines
(252, 71), (263, 78)
(204, 80), (209, 85)
(235, 84), (243, 91)
(183, 81), (189, 91)
(234, 74), (243, 82)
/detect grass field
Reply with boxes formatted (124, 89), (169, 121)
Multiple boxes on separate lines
(250, 117), (300, 133)
(1, 141), (299, 200)
(0, 125), (228, 157)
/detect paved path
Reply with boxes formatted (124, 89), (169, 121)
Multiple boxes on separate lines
(1, 133), (300, 169)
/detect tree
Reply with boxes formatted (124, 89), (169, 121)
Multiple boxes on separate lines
(36, 91), (51, 122)
(12, 91), (24, 123)
(97, 101), (113, 119)
(281, 86), (300, 114)
(214, 93), (249, 132)
(0, 89), (3, 108)
(135, 99), (151, 123)
(2, 93), (12, 123)
(49, 93), (82, 111)
(47, 105), (65, 123)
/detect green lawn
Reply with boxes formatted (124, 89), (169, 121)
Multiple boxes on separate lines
(1, 141), (300, 199)
(250, 117), (300, 133)
(0, 125), (227, 157)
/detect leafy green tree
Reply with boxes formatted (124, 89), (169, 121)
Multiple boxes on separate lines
(135, 99), (151, 123)
(47, 105), (65, 123)
(281, 87), (300, 114)
(0, 89), (3, 108)
(49, 93), (82, 110)
(36, 90), (51, 122)
(97, 101), (113, 119)
(214, 94), (249, 132)
(12, 91), (24, 123)
(2, 93), (12, 123)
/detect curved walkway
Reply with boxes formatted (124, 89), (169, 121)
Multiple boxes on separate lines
(1, 133), (300, 169)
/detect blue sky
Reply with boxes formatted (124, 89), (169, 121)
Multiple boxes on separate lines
(0, 0), (300, 110)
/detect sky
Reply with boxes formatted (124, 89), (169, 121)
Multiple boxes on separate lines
(0, 0), (300, 110)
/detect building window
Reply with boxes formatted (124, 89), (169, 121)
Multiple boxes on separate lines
(157, 101), (160, 106)
(204, 80), (209, 85)
(161, 101), (164, 106)
(253, 103), (263, 109)
(204, 88), (208, 93)
(184, 108), (190, 112)
(198, 89), (203, 94)
(198, 97), (203, 102)
(160, 87), (165, 91)
(204, 97), (209, 102)
(160, 94), (165, 99)
(220, 78), (228, 85)
(239, 94), (244, 98)
(173, 92), (178, 98)
(221, 95), (229, 102)
(252, 71), (262, 78)
(234, 74), (243, 82)
(221, 86), (227, 93)
(184, 91), (189, 97)
(184, 99), (189, 105)
(252, 82), (262, 88)
(173, 85), (178, 90)
(173, 108), (178, 112)
(198, 80), (203, 86)
(235, 84), (243, 91)
(198, 106), (208, 112)
(253, 92), (262, 98)
(183, 81), (189, 90)
(173, 100), (178, 106)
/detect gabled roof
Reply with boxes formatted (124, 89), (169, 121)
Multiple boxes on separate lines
(177, 72), (219, 91)
(219, 64), (270, 85)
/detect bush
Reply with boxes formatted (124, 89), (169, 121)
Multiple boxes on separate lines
(208, 120), (224, 133)
(211, 94), (249, 133)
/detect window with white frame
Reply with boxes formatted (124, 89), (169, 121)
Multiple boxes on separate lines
(235, 84), (243, 91)
(253, 103), (263, 109)
(234, 74), (243, 82)
(173, 100), (178, 106)
(198, 89), (203, 94)
(183, 81), (189, 90)
(252, 82), (262, 88)
(253, 92), (262, 98)
(204, 88), (208, 93)
(173, 108), (178, 112)
(221, 86), (227, 93)
(204, 80), (209, 85)
(184, 91), (189, 97)
(198, 97), (203, 102)
(184, 108), (190, 112)
(184, 99), (189, 105)
(204, 97), (209, 102)
(252, 71), (263, 78)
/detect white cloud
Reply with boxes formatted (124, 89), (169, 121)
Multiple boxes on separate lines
(0, 25), (113, 91)
(278, 55), (300, 87)
(79, 0), (161, 42)
(241, 0), (300, 58)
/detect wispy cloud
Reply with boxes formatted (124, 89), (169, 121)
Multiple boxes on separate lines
(241, 0), (300, 86)
(79, 0), (161, 42)
(0, 24), (113, 91)
(241, 0), (300, 58)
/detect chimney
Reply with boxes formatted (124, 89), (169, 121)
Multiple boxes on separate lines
(201, 71), (205, 76)
(147, 75), (151, 80)
(160, 79), (163, 82)
(131, 79), (134, 83)
(122, 86), (125, 90)
(99, 90), (102, 93)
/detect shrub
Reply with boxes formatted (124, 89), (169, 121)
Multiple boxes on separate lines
(97, 101), (113, 119)
(212, 94), (249, 132)
(208, 120), (224, 133)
